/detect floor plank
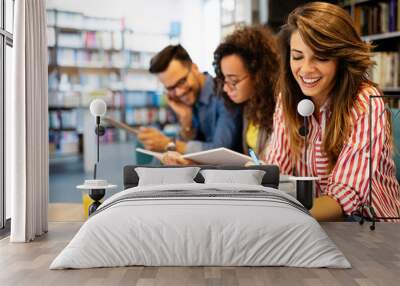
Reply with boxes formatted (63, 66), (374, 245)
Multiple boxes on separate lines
(48, 203), (86, 222)
(0, 222), (399, 286)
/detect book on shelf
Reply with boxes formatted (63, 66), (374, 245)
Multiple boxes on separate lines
(49, 131), (80, 156)
(100, 128), (120, 144)
(50, 10), (122, 31)
(47, 27), (56, 47)
(56, 11), (84, 29)
(54, 30), (123, 50)
(353, 0), (398, 35)
(124, 91), (164, 107)
(57, 33), (83, 48)
(103, 116), (139, 135)
(49, 109), (78, 129)
(83, 16), (121, 31)
(124, 72), (161, 90)
(104, 108), (170, 135)
(56, 48), (128, 68)
(370, 51), (400, 88)
(125, 107), (162, 125)
(47, 10), (56, 26)
(84, 31), (114, 50)
(389, 0), (397, 33)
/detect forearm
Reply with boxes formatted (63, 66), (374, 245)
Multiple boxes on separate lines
(310, 196), (343, 221)
(178, 112), (195, 140)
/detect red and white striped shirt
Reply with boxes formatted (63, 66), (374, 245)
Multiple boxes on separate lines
(265, 85), (400, 218)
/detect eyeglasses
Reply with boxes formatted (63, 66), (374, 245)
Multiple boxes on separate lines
(221, 75), (249, 91)
(165, 67), (192, 95)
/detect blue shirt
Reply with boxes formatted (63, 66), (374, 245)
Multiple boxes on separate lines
(185, 74), (242, 153)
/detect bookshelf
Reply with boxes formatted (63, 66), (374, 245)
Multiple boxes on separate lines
(361, 30), (400, 42)
(339, 0), (400, 106)
(47, 9), (173, 160)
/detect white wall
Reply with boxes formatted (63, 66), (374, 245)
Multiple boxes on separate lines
(180, 0), (204, 70)
(202, 0), (221, 74)
(46, 0), (221, 74)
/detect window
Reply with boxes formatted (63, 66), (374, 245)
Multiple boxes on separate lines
(1, 0), (14, 232)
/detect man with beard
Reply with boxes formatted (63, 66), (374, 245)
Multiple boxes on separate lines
(137, 44), (242, 155)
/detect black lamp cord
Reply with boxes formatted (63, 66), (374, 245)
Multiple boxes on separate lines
(96, 116), (100, 163)
(304, 116), (308, 172)
(94, 116), (100, 180)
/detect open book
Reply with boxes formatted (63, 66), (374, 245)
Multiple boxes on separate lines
(136, 147), (253, 165)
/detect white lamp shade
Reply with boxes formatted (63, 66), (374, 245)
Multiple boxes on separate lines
(297, 99), (315, 117)
(90, 99), (107, 117)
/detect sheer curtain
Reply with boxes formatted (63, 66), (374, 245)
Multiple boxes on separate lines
(6, 0), (48, 242)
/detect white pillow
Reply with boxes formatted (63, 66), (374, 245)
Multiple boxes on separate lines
(200, 169), (265, 185)
(135, 167), (201, 186)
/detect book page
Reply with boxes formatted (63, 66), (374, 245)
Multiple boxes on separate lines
(182, 147), (252, 165)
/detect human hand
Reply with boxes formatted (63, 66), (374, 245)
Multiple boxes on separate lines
(137, 127), (170, 152)
(161, 151), (192, 166)
(245, 159), (266, 167)
(166, 96), (193, 127)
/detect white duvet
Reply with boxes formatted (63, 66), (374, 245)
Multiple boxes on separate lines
(50, 183), (351, 269)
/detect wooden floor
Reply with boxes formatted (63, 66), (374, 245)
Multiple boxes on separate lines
(48, 203), (86, 222)
(0, 222), (399, 286)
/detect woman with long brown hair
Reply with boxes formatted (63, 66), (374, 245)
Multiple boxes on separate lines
(266, 2), (400, 221)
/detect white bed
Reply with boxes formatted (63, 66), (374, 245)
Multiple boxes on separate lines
(50, 183), (351, 269)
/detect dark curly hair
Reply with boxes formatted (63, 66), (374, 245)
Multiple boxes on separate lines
(213, 25), (279, 134)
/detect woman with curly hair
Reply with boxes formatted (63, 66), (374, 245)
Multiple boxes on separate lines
(161, 25), (279, 165)
(213, 25), (279, 158)
(266, 2), (400, 221)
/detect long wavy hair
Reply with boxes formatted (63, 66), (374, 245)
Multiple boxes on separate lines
(213, 25), (279, 134)
(278, 2), (376, 171)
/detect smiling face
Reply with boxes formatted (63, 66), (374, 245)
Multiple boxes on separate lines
(220, 54), (254, 104)
(290, 30), (338, 109)
(158, 59), (200, 106)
